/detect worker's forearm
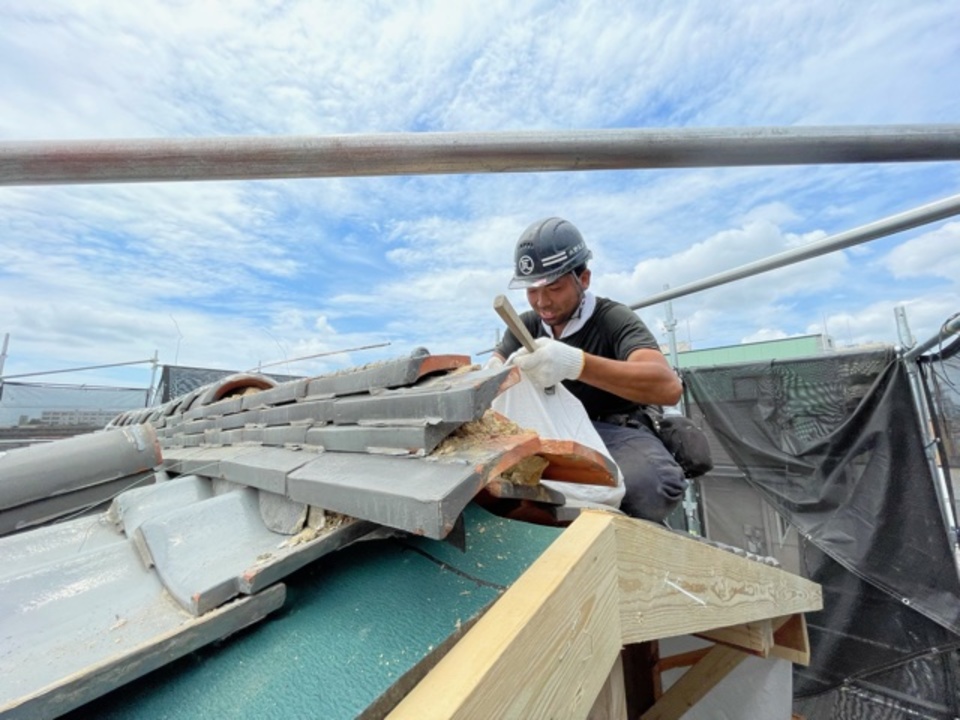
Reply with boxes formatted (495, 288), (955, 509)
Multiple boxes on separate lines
(579, 354), (682, 406)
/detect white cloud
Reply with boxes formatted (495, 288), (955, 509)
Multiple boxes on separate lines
(812, 293), (960, 350)
(0, 0), (958, 403)
(883, 222), (960, 281)
(600, 219), (847, 307)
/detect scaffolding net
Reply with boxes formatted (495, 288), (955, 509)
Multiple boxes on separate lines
(683, 346), (960, 719)
(155, 364), (302, 403)
(0, 381), (149, 431)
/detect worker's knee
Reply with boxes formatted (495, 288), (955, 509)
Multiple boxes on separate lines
(594, 422), (687, 523)
(619, 462), (686, 522)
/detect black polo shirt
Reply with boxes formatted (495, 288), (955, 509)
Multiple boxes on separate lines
(495, 296), (660, 418)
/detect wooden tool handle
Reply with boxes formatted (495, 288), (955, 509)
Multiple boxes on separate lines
(493, 295), (556, 393)
(493, 294), (537, 352)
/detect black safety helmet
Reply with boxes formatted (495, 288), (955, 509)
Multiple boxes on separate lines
(508, 217), (593, 289)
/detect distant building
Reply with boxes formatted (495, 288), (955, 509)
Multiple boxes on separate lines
(37, 409), (120, 427)
(668, 333), (836, 368)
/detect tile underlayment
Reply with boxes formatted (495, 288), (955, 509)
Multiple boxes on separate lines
(0, 350), (617, 718)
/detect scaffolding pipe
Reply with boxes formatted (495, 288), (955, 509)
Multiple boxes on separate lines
(0, 358), (156, 382)
(0, 334), (9, 379)
(903, 314), (960, 361)
(631, 191), (960, 310)
(249, 341), (392, 372)
(900, 312), (960, 566)
(2, 125), (960, 186)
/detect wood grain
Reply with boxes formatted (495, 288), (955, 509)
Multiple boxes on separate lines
(611, 515), (822, 645)
(388, 511), (622, 720)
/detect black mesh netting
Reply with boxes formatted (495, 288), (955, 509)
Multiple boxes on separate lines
(156, 365), (302, 403)
(683, 348), (960, 719)
(919, 331), (960, 524)
(0, 381), (150, 428)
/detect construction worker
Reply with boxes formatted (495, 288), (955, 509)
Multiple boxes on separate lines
(493, 217), (687, 523)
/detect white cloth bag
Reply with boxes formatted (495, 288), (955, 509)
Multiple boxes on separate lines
(491, 375), (625, 509)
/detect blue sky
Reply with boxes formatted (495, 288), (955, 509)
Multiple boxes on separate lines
(1, 1), (959, 392)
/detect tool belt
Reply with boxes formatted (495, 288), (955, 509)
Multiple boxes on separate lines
(593, 409), (658, 433)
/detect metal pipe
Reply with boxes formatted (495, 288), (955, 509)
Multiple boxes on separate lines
(148, 350), (160, 407)
(898, 310), (957, 549)
(0, 358), (156, 381)
(248, 341), (392, 372)
(2, 125), (960, 186)
(0, 333), (9, 379)
(903, 314), (960, 361)
(631, 191), (960, 310)
(894, 305), (916, 349)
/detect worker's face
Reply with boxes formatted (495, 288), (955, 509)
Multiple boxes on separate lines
(525, 270), (591, 329)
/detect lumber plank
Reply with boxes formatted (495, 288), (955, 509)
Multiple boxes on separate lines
(655, 647), (711, 674)
(640, 644), (748, 720)
(388, 512), (623, 720)
(587, 653), (628, 720)
(609, 514), (822, 645)
(695, 618), (774, 657)
(770, 613), (811, 665)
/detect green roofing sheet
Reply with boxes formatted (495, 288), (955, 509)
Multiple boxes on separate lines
(64, 503), (562, 720)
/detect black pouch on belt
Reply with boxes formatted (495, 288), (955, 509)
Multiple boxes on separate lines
(657, 415), (714, 478)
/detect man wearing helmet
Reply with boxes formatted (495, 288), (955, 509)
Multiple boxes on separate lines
(493, 217), (687, 523)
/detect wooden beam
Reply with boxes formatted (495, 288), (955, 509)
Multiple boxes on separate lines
(695, 619), (774, 657)
(770, 613), (811, 666)
(610, 514), (822, 645)
(655, 647), (711, 674)
(388, 511), (623, 720)
(622, 642), (660, 717)
(391, 510), (820, 718)
(587, 653), (628, 720)
(640, 644), (748, 720)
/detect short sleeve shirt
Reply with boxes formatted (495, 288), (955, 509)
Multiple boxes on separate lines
(495, 296), (660, 418)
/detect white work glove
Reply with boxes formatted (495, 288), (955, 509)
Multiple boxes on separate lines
(482, 355), (504, 370)
(511, 337), (584, 389)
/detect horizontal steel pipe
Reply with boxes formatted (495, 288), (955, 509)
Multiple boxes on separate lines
(631, 191), (960, 310)
(1, 125), (960, 186)
(904, 315), (960, 361)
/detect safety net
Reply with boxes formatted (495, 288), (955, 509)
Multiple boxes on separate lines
(683, 346), (960, 719)
(155, 364), (302, 403)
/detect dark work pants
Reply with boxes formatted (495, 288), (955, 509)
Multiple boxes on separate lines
(593, 421), (687, 523)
